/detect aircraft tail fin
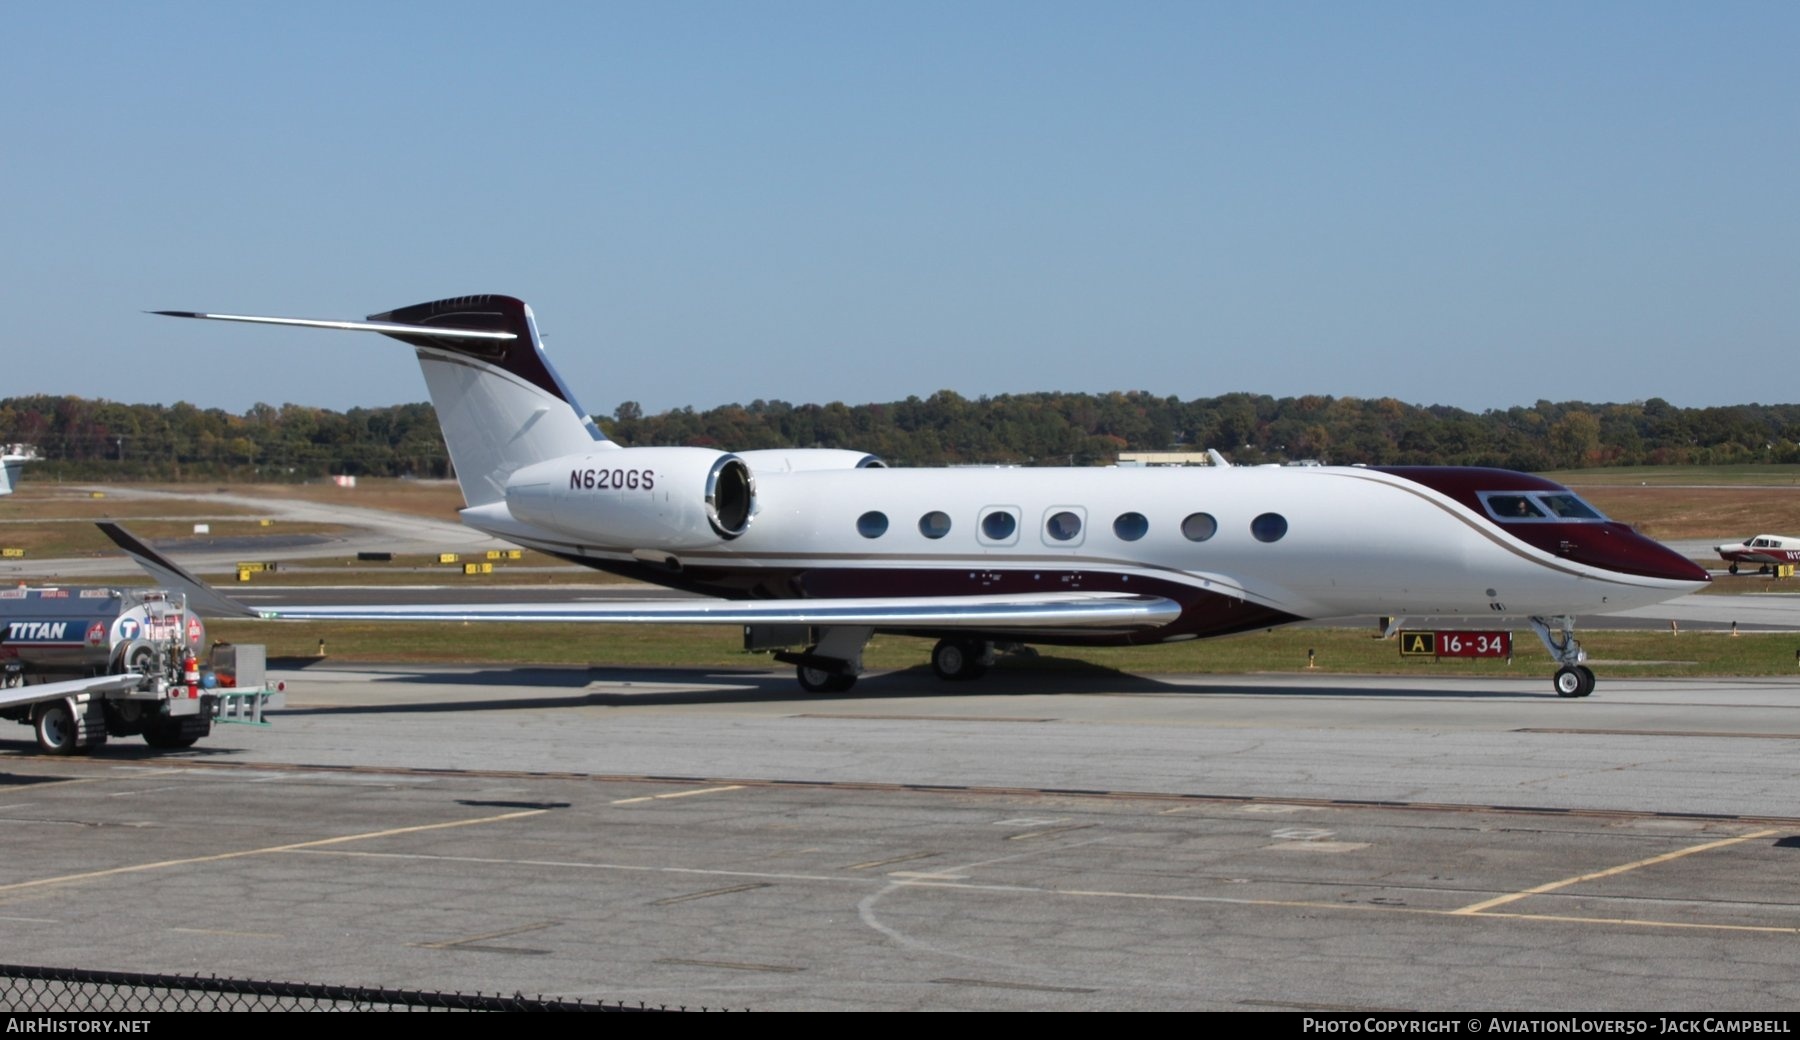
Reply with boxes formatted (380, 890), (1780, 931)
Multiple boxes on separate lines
(96, 523), (262, 619)
(155, 295), (610, 508)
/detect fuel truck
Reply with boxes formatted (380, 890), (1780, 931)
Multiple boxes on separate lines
(0, 585), (279, 754)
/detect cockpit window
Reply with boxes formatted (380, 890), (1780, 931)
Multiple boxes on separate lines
(1485, 494), (1545, 519)
(1538, 493), (1603, 520)
(1478, 491), (1607, 524)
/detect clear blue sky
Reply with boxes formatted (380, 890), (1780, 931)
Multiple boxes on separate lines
(4, 2), (1795, 417)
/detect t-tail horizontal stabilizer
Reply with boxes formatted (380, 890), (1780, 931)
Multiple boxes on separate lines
(148, 311), (517, 341)
(155, 296), (606, 509)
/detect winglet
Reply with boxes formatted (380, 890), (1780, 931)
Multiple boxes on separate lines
(96, 522), (262, 619)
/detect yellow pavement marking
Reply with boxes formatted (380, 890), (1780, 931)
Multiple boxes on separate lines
(419, 921), (555, 949)
(849, 851), (940, 871)
(1474, 910), (1800, 935)
(610, 784), (744, 805)
(1007, 824), (1097, 842)
(0, 808), (548, 895)
(904, 879), (1800, 935)
(652, 882), (771, 906)
(1451, 828), (1780, 915)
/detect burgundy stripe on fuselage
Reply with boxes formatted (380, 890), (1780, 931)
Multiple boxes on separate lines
(1372, 466), (1709, 584)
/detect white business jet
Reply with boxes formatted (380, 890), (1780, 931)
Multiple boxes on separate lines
(150, 295), (1707, 698)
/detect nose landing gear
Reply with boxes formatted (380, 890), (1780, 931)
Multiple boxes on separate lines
(1530, 616), (1594, 697)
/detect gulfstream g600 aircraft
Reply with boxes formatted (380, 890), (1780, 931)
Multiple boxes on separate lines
(154, 295), (1707, 697)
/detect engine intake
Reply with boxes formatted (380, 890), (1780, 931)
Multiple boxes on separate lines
(705, 454), (753, 538)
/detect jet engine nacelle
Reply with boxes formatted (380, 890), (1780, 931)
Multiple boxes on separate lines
(504, 447), (755, 549)
(734, 449), (884, 472)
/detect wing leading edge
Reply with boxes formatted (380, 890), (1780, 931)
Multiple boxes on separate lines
(249, 593), (1181, 629)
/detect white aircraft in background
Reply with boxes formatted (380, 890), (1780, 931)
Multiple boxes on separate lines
(0, 445), (36, 497)
(151, 295), (1707, 698)
(1714, 534), (1800, 575)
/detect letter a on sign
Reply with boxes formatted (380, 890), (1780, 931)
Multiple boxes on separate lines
(1398, 631), (1435, 657)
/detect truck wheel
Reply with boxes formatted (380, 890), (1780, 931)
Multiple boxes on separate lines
(142, 719), (199, 750)
(33, 701), (79, 756)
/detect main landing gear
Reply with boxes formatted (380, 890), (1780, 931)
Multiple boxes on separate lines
(775, 626), (871, 694)
(930, 638), (994, 682)
(1529, 615), (1594, 698)
(771, 630), (1011, 692)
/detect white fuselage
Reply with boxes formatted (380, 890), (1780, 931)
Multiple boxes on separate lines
(465, 463), (1700, 628)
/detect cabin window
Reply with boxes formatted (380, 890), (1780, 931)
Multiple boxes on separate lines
(980, 509), (1019, 543)
(918, 511), (952, 539)
(856, 511), (889, 538)
(1113, 512), (1149, 541)
(1044, 510), (1082, 542)
(1180, 512), (1217, 542)
(1251, 512), (1288, 543)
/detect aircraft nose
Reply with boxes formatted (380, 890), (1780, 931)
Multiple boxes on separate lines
(1565, 525), (1710, 584)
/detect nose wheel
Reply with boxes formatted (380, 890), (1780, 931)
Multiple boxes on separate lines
(1553, 664), (1596, 698)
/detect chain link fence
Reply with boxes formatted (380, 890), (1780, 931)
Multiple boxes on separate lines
(0, 963), (726, 1012)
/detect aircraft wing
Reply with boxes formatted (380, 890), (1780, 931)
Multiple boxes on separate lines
(244, 593), (1180, 629)
(97, 523), (1179, 630)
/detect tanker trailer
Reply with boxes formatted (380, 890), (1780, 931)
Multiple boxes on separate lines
(0, 587), (218, 753)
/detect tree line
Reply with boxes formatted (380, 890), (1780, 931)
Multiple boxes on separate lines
(3, 391), (1797, 482)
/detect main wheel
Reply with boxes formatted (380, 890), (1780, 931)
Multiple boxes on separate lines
(1575, 665), (1596, 697)
(930, 639), (990, 681)
(796, 665), (856, 694)
(33, 700), (79, 755)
